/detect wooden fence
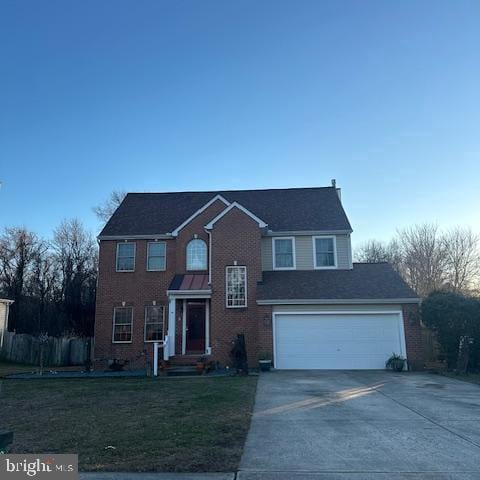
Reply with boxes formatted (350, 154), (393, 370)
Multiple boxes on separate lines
(0, 331), (92, 366)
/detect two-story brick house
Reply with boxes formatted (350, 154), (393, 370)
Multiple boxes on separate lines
(94, 183), (423, 371)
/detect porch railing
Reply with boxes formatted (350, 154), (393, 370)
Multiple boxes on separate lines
(153, 336), (169, 377)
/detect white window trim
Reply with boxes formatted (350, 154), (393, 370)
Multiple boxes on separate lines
(312, 235), (337, 269)
(116, 242), (136, 272)
(272, 237), (296, 270)
(225, 266), (247, 308)
(146, 241), (167, 271)
(186, 238), (208, 271)
(144, 304), (165, 343)
(112, 306), (133, 344)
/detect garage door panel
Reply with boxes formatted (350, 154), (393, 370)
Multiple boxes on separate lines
(275, 313), (405, 370)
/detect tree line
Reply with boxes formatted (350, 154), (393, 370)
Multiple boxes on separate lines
(355, 224), (480, 297)
(0, 219), (98, 337)
(0, 192), (125, 338)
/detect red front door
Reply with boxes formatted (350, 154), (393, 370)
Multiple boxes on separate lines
(186, 301), (206, 353)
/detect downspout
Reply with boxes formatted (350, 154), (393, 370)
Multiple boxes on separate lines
(206, 228), (212, 285)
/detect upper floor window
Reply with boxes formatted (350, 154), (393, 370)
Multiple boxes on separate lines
(273, 237), (296, 270)
(226, 266), (247, 308)
(144, 305), (165, 342)
(313, 236), (337, 268)
(112, 306), (133, 343)
(186, 239), (207, 270)
(147, 242), (166, 271)
(116, 243), (135, 271)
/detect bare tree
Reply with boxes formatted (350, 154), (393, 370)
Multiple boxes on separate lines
(53, 219), (98, 336)
(442, 227), (480, 293)
(354, 238), (403, 272)
(92, 190), (126, 223)
(355, 240), (389, 263)
(0, 227), (42, 331)
(397, 223), (447, 297)
(27, 244), (58, 333)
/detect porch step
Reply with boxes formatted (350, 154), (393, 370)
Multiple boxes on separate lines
(168, 355), (204, 366)
(166, 366), (199, 377)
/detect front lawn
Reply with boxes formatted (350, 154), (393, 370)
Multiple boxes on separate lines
(0, 375), (258, 472)
(0, 361), (82, 378)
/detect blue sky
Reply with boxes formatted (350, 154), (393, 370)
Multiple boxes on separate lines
(1, 0), (479, 248)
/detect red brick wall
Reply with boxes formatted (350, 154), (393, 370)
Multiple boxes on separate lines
(94, 239), (176, 369)
(402, 303), (425, 370)
(94, 198), (231, 369)
(209, 208), (264, 367)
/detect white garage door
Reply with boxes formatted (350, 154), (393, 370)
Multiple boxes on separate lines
(274, 312), (406, 370)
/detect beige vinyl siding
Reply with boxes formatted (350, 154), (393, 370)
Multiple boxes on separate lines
(262, 234), (352, 271)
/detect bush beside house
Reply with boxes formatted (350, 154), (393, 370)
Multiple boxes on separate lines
(422, 291), (480, 371)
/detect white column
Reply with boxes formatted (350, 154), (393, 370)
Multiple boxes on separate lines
(168, 297), (176, 357)
(153, 342), (159, 376)
(205, 300), (210, 355)
(182, 299), (187, 355)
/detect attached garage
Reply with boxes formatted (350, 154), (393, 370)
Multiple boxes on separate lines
(273, 311), (407, 370)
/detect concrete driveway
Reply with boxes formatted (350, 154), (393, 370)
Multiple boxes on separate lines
(239, 370), (480, 480)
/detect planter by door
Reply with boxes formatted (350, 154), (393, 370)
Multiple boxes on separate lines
(186, 301), (206, 353)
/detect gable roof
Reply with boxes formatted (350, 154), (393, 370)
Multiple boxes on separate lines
(171, 194), (230, 236)
(257, 263), (420, 303)
(99, 186), (352, 237)
(204, 202), (268, 230)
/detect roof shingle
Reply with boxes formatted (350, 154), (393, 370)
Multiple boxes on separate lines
(257, 263), (419, 301)
(99, 187), (351, 236)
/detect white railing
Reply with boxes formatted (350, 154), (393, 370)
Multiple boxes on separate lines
(163, 335), (169, 361)
(153, 336), (169, 377)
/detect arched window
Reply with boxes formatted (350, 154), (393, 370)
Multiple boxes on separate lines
(186, 239), (207, 270)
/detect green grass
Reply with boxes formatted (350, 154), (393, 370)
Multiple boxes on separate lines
(0, 361), (38, 377)
(0, 361), (79, 377)
(0, 375), (258, 472)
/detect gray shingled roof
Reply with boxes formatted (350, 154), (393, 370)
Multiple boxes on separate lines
(99, 187), (351, 236)
(257, 263), (419, 301)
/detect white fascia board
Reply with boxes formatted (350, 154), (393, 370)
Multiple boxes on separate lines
(256, 298), (422, 305)
(171, 195), (230, 236)
(0, 299), (14, 304)
(265, 229), (353, 236)
(98, 234), (173, 241)
(205, 202), (268, 230)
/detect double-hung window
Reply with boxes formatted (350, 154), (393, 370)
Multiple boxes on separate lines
(112, 307), (133, 342)
(226, 266), (247, 308)
(147, 242), (166, 271)
(144, 305), (164, 342)
(273, 237), (295, 269)
(313, 236), (337, 268)
(116, 243), (135, 271)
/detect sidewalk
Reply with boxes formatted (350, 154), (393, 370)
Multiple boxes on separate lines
(80, 474), (234, 480)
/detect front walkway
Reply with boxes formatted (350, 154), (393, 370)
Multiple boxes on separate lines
(239, 370), (480, 479)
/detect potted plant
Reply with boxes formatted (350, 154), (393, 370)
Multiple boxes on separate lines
(196, 356), (207, 375)
(386, 353), (406, 372)
(258, 353), (272, 372)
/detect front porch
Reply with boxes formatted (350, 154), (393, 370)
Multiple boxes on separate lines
(155, 274), (212, 372)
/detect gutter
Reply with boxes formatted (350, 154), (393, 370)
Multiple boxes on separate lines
(97, 234), (173, 241)
(264, 229), (353, 236)
(256, 298), (422, 305)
